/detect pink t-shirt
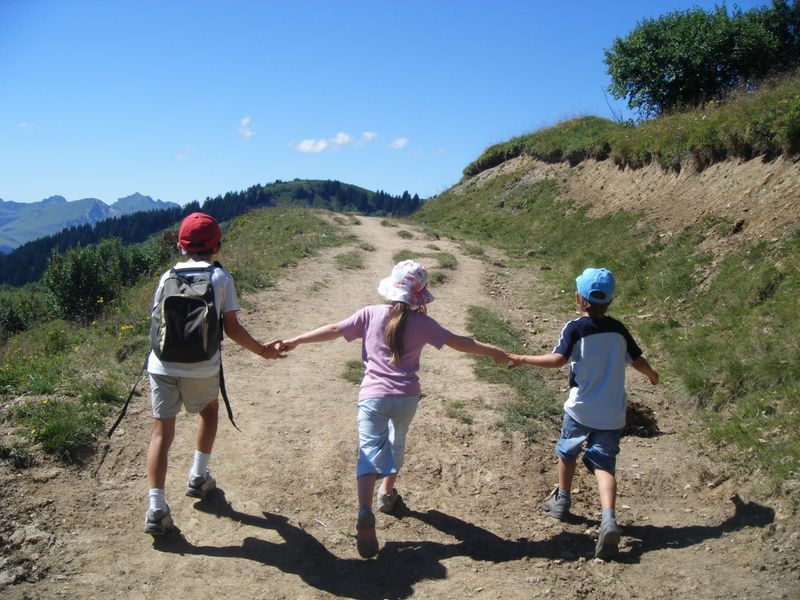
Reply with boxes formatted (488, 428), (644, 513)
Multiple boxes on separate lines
(337, 304), (453, 400)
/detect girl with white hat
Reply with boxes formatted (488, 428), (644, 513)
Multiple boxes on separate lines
(282, 260), (509, 559)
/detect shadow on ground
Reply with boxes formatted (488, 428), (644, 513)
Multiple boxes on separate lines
(151, 489), (774, 599)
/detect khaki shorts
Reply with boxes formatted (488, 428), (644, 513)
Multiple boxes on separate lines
(149, 373), (219, 419)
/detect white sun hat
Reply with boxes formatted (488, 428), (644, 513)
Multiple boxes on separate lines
(377, 260), (434, 307)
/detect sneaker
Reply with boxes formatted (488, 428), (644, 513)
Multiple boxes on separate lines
(186, 470), (216, 499)
(377, 488), (399, 514)
(595, 519), (622, 560)
(356, 508), (379, 559)
(541, 486), (571, 520)
(144, 506), (174, 535)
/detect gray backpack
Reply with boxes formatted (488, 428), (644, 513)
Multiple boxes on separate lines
(149, 263), (222, 362)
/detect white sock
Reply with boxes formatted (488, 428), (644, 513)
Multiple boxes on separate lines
(148, 488), (166, 512)
(190, 450), (211, 479)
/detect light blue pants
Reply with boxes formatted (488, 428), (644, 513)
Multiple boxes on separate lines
(356, 396), (420, 479)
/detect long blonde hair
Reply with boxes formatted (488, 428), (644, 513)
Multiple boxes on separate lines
(384, 301), (411, 364)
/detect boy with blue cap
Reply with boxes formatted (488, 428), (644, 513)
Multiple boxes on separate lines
(510, 267), (658, 559)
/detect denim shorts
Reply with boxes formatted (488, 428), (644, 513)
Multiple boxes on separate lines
(149, 373), (219, 419)
(555, 412), (623, 474)
(356, 396), (420, 479)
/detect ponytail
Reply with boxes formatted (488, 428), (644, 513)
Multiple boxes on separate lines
(384, 302), (410, 365)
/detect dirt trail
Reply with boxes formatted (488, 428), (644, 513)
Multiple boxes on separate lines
(3, 216), (798, 599)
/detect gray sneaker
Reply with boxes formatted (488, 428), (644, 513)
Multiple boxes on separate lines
(595, 519), (622, 559)
(377, 489), (399, 514)
(144, 506), (173, 535)
(186, 470), (216, 499)
(541, 486), (571, 520)
(356, 508), (379, 559)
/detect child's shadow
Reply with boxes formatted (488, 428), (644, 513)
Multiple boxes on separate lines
(152, 489), (585, 600)
(616, 494), (774, 563)
(152, 490), (775, 598)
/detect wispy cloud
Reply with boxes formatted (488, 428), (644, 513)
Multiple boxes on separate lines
(361, 131), (377, 142)
(176, 146), (197, 161)
(18, 122), (37, 132)
(238, 116), (254, 141)
(294, 131), (356, 153)
(389, 137), (408, 150)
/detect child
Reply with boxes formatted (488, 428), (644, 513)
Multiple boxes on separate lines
(281, 260), (509, 559)
(144, 212), (286, 535)
(509, 267), (658, 560)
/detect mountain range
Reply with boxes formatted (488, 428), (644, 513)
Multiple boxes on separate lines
(0, 193), (179, 253)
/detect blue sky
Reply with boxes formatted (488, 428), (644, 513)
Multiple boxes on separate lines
(0, 0), (770, 205)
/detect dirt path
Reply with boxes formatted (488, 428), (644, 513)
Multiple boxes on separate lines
(3, 216), (798, 599)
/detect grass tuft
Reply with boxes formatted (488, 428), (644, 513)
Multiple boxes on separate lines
(342, 360), (365, 385)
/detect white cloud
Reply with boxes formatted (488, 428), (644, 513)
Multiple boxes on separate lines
(18, 122), (36, 131)
(238, 116), (254, 141)
(389, 137), (408, 150)
(293, 131), (356, 153)
(361, 131), (377, 142)
(333, 132), (351, 146)
(435, 147), (446, 155)
(296, 138), (330, 153)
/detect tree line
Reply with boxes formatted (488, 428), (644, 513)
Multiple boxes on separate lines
(0, 179), (420, 287)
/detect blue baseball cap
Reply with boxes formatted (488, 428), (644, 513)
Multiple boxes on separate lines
(575, 267), (615, 304)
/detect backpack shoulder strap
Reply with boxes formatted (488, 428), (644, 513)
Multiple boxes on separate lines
(218, 356), (240, 432)
(107, 352), (150, 437)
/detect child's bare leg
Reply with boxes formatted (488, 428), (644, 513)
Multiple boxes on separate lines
(595, 468), (617, 511)
(358, 473), (378, 511)
(196, 398), (219, 453)
(147, 417), (176, 489)
(558, 457), (577, 493)
(379, 474), (397, 496)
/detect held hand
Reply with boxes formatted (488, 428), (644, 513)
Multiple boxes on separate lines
(507, 354), (526, 369)
(489, 347), (511, 366)
(279, 338), (300, 352)
(648, 371), (660, 385)
(259, 340), (288, 359)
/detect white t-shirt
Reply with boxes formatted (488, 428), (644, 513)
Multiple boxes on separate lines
(146, 260), (241, 378)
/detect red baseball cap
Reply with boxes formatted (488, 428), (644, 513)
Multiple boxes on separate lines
(178, 212), (221, 253)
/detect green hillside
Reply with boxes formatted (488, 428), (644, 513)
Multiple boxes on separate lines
(415, 77), (800, 490)
(465, 75), (800, 177)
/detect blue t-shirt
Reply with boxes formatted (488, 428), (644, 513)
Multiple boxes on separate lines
(553, 316), (642, 430)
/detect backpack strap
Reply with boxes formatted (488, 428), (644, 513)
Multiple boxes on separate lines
(218, 356), (240, 432)
(107, 352), (150, 437)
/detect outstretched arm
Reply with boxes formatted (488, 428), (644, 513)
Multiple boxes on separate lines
(631, 356), (659, 385)
(223, 311), (287, 360)
(508, 352), (567, 369)
(282, 323), (343, 351)
(444, 334), (509, 365)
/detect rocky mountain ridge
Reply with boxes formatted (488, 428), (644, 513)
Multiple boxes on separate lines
(0, 193), (179, 253)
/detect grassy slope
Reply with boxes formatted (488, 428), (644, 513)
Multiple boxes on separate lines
(415, 117), (799, 489)
(465, 75), (800, 177)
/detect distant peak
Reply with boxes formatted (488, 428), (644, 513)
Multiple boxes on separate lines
(42, 195), (67, 205)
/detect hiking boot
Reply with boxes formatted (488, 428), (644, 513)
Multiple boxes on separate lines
(144, 506), (174, 535)
(541, 486), (571, 520)
(595, 519), (623, 560)
(356, 508), (379, 559)
(377, 488), (399, 514)
(186, 470), (216, 499)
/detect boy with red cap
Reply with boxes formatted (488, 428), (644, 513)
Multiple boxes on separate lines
(144, 212), (286, 535)
(510, 267), (658, 559)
